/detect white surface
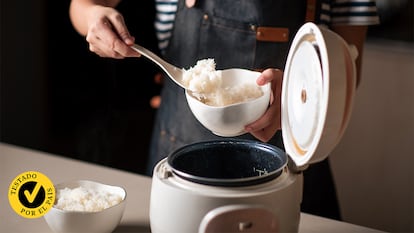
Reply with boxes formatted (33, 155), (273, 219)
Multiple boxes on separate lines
(0, 143), (386, 232)
(1, 143), (151, 233)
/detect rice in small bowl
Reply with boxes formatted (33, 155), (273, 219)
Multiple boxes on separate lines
(184, 59), (271, 136)
(44, 180), (126, 233)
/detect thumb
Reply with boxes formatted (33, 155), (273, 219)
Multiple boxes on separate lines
(109, 15), (135, 45)
(118, 29), (135, 45)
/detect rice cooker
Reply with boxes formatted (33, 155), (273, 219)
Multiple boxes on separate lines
(150, 22), (357, 233)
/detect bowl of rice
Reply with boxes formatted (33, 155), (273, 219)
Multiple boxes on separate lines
(44, 180), (126, 233)
(184, 59), (271, 137)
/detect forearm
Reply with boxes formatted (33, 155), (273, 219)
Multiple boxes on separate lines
(69, 0), (121, 36)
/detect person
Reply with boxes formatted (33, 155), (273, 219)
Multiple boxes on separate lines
(69, 0), (379, 220)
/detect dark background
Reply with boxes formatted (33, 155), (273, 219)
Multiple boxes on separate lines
(1, 0), (413, 175)
(1, 0), (160, 175)
(369, 0), (413, 42)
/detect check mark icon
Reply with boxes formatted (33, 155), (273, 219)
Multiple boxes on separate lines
(24, 182), (41, 203)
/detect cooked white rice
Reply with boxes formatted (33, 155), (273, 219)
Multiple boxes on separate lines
(54, 186), (123, 212)
(183, 58), (263, 106)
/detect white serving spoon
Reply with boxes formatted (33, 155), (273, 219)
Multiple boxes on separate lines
(131, 44), (268, 105)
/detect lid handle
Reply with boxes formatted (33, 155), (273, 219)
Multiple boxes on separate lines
(348, 44), (359, 61)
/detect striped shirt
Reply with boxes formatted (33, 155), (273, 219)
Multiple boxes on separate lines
(155, 0), (379, 52)
(320, 0), (380, 26)
(155, 0), (178, 53)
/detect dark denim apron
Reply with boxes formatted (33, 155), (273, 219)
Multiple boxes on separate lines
(148, 0), (341, 220)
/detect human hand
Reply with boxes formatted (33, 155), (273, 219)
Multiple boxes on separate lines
(245, 68), (283, 142)
(84, 5), (140, 58)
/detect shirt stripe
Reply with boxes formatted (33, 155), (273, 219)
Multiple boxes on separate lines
(155, 0), (178, 53)
(330, 0), (380, 25)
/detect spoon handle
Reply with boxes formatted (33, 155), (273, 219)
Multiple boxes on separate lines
(131, 44), (185, 88)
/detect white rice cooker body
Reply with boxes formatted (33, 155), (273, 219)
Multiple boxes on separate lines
(149, 22), (356, 233)
(151, 161), (303, 233)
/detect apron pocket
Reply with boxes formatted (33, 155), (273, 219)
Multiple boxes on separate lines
(199, 14), (257, 69)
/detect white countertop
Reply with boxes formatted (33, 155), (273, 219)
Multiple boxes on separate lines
(0, 143), (385, 233)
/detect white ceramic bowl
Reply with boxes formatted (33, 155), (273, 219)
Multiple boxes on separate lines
(44, 180), (127, 233)
(185, 68), (271, 137)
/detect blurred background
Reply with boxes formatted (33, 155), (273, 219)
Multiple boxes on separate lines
(1, 0), (413, 232)
(1, 0), (161, 173)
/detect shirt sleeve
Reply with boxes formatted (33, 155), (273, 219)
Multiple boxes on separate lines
(320, 0), (380, 26)
(154, 0), (178, 53)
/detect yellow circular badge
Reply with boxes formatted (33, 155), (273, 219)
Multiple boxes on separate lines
(8, 171), (55, 218)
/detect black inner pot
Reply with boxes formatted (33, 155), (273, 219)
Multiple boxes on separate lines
(167, 140), (287, 187)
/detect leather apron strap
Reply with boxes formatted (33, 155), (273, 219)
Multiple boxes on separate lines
(256, 0), (316, 42)
(306, 0), (317, 22)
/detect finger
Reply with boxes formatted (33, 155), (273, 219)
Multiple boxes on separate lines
(245, 96), (281, 142)
(98, 19), (130, 52)
(104, 15), (139, 57)
(89, 18), (120, 44)
(250, 129), (273, 142)
(257, 68), (283, 85)
(89, 43), (124, 59)
(247, 116), (280, 142)
(249, 124), (278, 142)
(86, 20), (118, 51)
(108, 14), (135, 45)
(89, 36), (138, 58)
(87, 34), (124, 59)
(246, 104), (279, 132)
(88, 17), (136, 58)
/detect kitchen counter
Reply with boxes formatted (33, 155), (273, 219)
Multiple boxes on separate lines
(0, 143), (385, 233)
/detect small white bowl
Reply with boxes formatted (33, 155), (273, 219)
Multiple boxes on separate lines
(185, 68), (271, 137)
(44, 180), (127, 233)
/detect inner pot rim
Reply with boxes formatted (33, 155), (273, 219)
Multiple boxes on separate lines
(167, 140), (288, 187)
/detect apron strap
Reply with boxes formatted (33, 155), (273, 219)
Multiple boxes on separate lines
(256, 0), (316, 42)
(256, 27), (289, 42)
(305, 0), (316, 22)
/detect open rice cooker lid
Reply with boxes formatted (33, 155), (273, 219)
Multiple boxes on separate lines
(282, 22), (357, 168)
